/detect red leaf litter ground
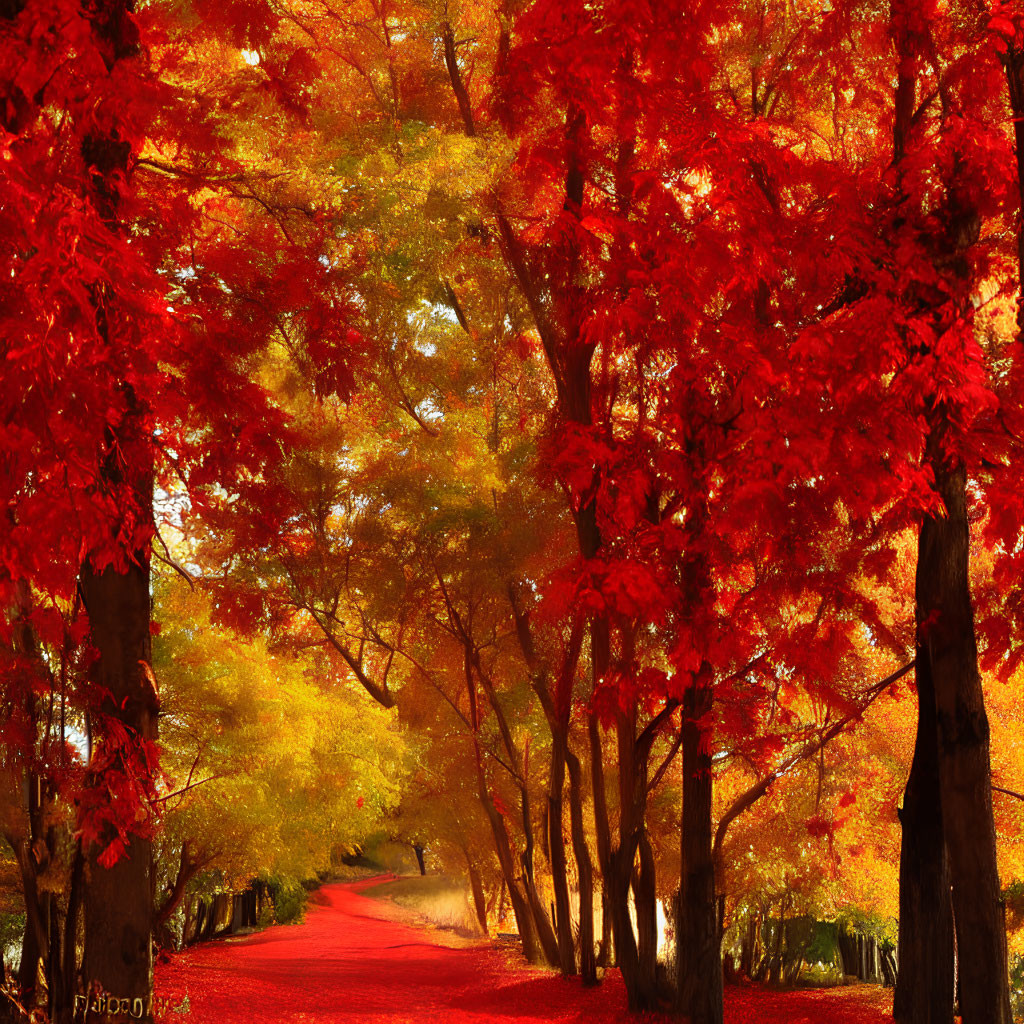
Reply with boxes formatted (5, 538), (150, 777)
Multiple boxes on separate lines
(155, 878), (893, 1023)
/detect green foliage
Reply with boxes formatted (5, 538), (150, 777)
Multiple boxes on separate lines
(268, 879), (308, 926)
(1006, 878), (1024, 932)
(801, 963), (845, 988)
(803, 920), (840, 967)
(835, 908), (897, 949)
(0, 912), (25, 967)
(1010, 952), (1024, 1022)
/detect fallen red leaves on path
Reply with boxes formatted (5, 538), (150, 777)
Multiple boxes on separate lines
(155, 879), (893, 1023)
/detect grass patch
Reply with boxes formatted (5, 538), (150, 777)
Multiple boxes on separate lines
(362, 875), (480, 939)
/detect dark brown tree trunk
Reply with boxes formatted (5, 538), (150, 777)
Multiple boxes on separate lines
(888, 3), (1010, 1019)
(155, 843), (196, 939)
(920, 459), (1011, 1024)
(882, 948), (898, 988)
(566, 747), (597, 984)
(1001, 46), (1024, 336)
(461, 634), (548, 966)
(57, 847), (82, 1015)
(547, 730), (576, 975)
(633, 829), (658, 1001)
(610, 706), (653, 1011)
(675, 670), (722, 1024)
(493, 878), (507, 930)
(607, 848), (643, 1005)
(838, 928), (855, 978)
(515, 769), (559, 967)
(465, 641), (559, 968)
(739, 913), (759, 979)
(17, 909), (40, 1005)
(191, 901), (206, 946)
(597, 883), (614, 968)
(12, 874), (41, 1005)
(465, 856), (488, 935)
(521, 867), (561, 968)
(589, 623), (616, 976)
(893, 485), (961, 1024)
(46, 892), (59, 1020)
(413, 844), (426, 876)
(475, 768), (544, 964)
(79, 522), (158, 1022)
(204, 896), (220, 939)
(769, 899), (786, 987)
(75, 4), (156, 1021)
(11, 826), (47, 1008)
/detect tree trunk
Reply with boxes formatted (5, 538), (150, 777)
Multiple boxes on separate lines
(566, 747), (597, 984)
(516, 766), (559, 967)
(413, 844), (426, 876)
(769, 899), (786, 987)
(12, 827), (47, 1007)
(1001, 45), (1024, 336)
(633, 829), (658, 1001)
(547, 729), (576, 975)
(598, 883), (613, 968)
(882, 948), (898, 988)
(739, 912), (759, 979)
(465, 855), (488, 935)
(606, 847), (643, 1006)
(190, 901), (206, 946)
(521, 868), (561, 968)
(920, 459), (1011, 1024)
(155, 844), (196, 941)
(894, 522), (956, 1021)
(609, 707), (652, 1011)
(80, 532), (157, 1022)
(675, 671), (722, 1024)
(46, 891), (62, 1021)
(589, 622), (615, 977)
(475, 773), (544, 964)
(75, 4), (156, 1020)
(838, 928), (856, 978)
(229, 895), (243, 934)
(886, 2), (1010, 1018)
(17, 908), (40, 1006)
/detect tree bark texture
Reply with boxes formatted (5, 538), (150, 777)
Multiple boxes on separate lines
(80, 535), (158, 1023)
(675, 671), (722, 1024)
(566, 747), (597, 984)
(918, 457), (1011, 1024)
(466, 857), (488, 935)
(75, 3), (157, 1019)
(633, 829), (658, 1001)
(547, 731), (576, 975)
(893, 631), (954, 1024)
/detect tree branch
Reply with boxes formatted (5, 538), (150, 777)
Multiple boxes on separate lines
(712, 659), (914, 868)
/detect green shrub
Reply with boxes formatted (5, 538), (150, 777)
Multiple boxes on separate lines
(269, 881), (307, 925)
(0, 912), (25, 973)
(1009, 952), (1023, 1023)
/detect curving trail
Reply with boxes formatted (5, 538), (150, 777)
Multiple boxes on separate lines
(155, 878), (893, 1024)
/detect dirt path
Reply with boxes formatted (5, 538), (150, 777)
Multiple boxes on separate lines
(155, 878), (893, 1023)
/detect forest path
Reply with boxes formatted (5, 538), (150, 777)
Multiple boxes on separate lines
(155, 878), (893, 1024)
